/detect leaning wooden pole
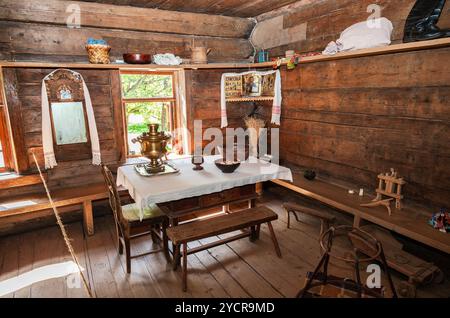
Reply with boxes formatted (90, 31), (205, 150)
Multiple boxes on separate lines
(32, 152), (94, 298)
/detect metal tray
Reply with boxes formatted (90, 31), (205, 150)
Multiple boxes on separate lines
(134, 162), (180, 177)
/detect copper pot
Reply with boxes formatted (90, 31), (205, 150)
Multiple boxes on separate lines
(132, 124), (171, 173)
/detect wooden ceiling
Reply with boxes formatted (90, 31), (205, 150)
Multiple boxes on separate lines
(78, 0), (301, 17)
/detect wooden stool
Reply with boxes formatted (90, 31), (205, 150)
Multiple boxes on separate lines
(282, 202), (336, 236)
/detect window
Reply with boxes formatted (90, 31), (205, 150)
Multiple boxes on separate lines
(120, 72), (176, 157)
(0, 70), (13, 173)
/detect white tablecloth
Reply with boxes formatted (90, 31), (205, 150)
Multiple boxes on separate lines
(116, 155), (293, 220)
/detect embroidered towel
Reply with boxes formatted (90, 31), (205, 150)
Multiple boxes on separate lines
(220, 69), (282, 128)
(41, 69), (101, 169)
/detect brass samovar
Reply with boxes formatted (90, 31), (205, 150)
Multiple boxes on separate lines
(132, 123), (171, 173)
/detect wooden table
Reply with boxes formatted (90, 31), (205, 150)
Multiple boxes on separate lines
(272, 172), (450, 255)
(116, 155), (292, 219)
(158, 184), (258, 225)
(116, 156), (293, 257)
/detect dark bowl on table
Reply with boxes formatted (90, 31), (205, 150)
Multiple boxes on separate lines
(123, 53), (152, 64)
(214, 159), (241, 173)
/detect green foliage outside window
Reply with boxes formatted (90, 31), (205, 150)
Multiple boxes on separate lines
(121, 73), (174, 133)
(126, 102), (170, 133)
(121, 74), (173, 99)
(120, 73), (175, 155)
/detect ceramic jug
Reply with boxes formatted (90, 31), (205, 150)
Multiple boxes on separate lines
(191, 47), (212, 64)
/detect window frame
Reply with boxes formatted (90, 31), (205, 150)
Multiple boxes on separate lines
(120, 70), (177, 158)
(0, 102), (14, 173)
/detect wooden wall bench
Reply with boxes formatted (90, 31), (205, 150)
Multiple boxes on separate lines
(271, 172), (450, 255)
(0, 182), (127, 235)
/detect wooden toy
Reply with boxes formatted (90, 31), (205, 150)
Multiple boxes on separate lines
(361, 168), (406, 215)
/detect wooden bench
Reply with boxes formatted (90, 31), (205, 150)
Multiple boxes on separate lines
(282, 201), (336, 236)
(0, 182), (127, 235)
(272, 172), (450, 255)
(166, 205), (282, 291)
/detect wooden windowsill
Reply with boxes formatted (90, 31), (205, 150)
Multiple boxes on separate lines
(0, 173), (45, 189)
(0, 38), (448, 70)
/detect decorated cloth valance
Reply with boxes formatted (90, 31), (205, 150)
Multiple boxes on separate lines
(220, 69), (282, 128)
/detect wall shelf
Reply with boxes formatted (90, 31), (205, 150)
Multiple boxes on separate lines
(0, 61), (271, 70)
(0, 37), (449, 70)
(226, 96), (274, 102)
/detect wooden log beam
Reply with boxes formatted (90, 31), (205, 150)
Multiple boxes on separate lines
(0, 21), (253, 62)
(222, 0), (298, 18)
(261, 0), (450, 55)
(0, 0), (254, 39)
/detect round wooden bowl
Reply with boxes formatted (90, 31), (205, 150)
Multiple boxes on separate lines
(123, 53), (152, 64)
(214, 159), (240, 173)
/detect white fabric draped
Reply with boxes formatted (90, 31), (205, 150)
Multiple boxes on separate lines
(41, 69), (101, 169)
(220, 69), (282, 128)
(174, 70), (190, 154)
(323, 17), (393, 55)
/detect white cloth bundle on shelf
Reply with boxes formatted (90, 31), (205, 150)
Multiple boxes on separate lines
(220, 69), (282, 128)
(323, 17), (393, 55)
(322, 41), (344, 55)
(152, 53), (182, 65)
(41, 69), (101, 169)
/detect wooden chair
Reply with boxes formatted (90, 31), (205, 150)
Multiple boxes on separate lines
(101, 164), (169, 273)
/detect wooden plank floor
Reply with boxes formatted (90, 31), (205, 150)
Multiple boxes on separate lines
(1, 196), (449, 298)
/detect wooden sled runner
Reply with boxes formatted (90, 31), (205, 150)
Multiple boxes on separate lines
(359, 225), (444, 297)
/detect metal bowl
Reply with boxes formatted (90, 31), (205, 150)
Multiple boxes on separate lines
(214, 159), (241, 173)
(123, 53), (152, 64)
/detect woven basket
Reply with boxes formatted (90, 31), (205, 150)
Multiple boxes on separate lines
(85, 44), (111, 64)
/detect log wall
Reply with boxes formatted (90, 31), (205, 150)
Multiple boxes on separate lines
(254, 0), (450, 57)
(279, 47), (450, 209)
(0, 0), (449, 226)
(187, 69), (247, 132)
(0, 0), (254, 62)
(174, 46), (450, 210)
(0, 68), (124, 198)
(186, 68), (274, 151)
(2, 50), (449, 210)
(0, 53), (448, 235)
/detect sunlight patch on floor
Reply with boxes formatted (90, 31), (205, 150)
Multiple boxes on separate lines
(0, 261), (83, 296)
(0, 200), (38, 211)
